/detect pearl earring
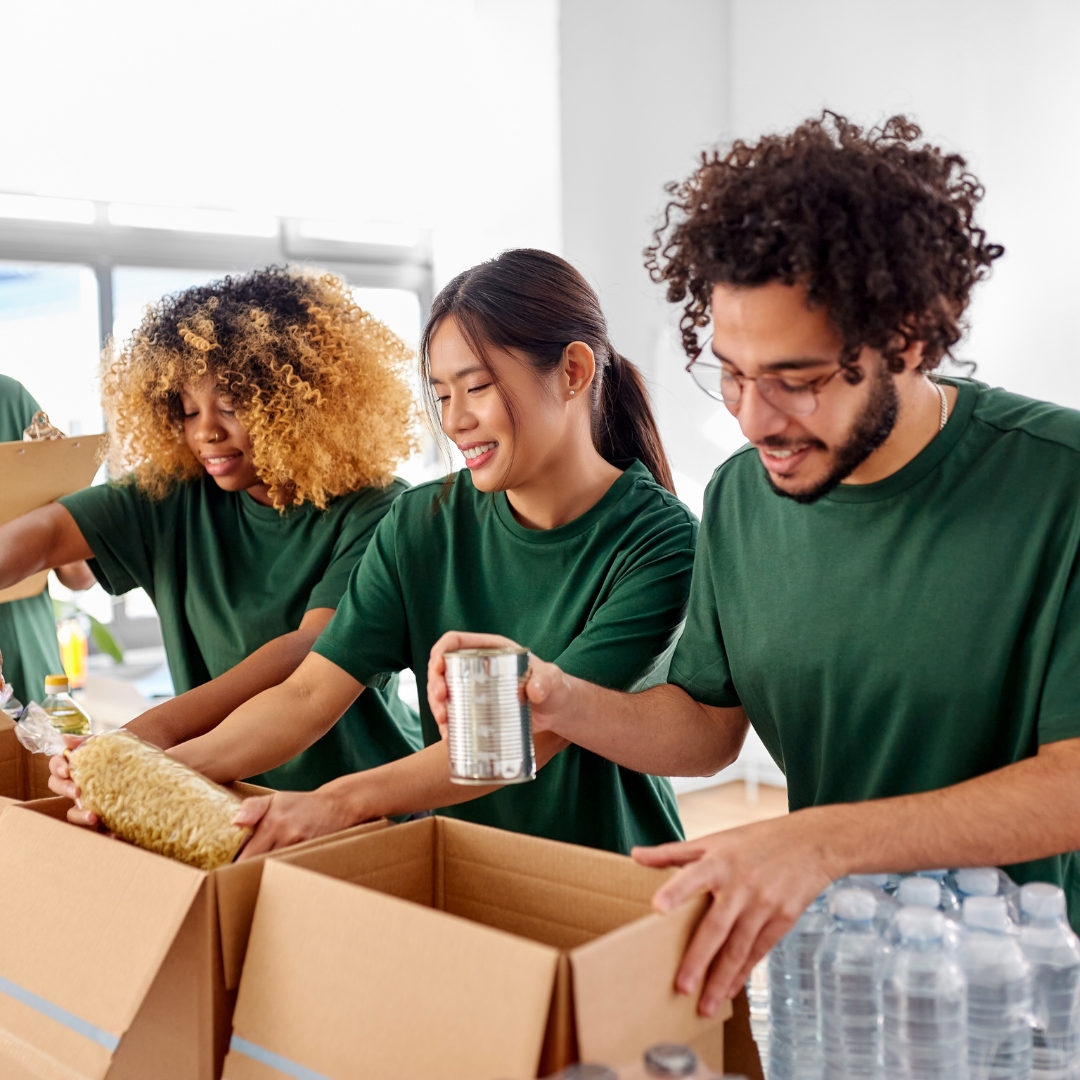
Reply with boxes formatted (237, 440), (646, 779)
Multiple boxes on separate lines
(569, 390), (575, 396)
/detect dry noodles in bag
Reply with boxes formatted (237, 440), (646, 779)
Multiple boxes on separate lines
(67, 729), (251, 870)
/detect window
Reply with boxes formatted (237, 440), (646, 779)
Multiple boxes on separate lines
(0, 262), (102, 435)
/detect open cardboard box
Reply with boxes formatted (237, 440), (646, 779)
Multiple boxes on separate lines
(0, 714), (53, 805)
(0, 792), (390, 1080)
(223, 816), (760, 1080)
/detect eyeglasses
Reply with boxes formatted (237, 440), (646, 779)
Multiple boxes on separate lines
(685, 339), (846, 418)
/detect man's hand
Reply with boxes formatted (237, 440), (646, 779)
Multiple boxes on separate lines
(47, 735), (98, 826)
(634, 812), (834, 1018)
(233, 788), (357, 861)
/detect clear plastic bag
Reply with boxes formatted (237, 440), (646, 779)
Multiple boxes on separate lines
(0, 648), (18, 715)
(14, 717), (251, 871)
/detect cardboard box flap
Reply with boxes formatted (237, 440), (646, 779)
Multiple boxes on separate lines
(0, 806), (205, 1066)
(569, 894), (732, 1065)
(0, 435), (105, 604)
(229, 860), (560, 1080)
(215, 817), (391, 990)
(0, 796), (16, 818)
(0, 717), (21, 801)
(440, 817), (667, 948)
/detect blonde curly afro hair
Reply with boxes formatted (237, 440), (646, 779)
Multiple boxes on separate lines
(101, 265), (420, 509)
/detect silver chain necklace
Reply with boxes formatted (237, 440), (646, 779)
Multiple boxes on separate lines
(934, 381), (948, 431)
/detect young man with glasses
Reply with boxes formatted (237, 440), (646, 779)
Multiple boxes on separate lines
(427, 113), (1080, 1018)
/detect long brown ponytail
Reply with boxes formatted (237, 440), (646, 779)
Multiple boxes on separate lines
(419, 249), (675, 493)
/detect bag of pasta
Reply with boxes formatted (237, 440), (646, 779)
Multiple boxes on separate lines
(14, 713), (251, 870)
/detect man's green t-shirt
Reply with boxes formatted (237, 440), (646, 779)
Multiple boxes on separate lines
(312, 460), (697, 854)
(0, 374), (65, 704)
(670, 378), (1080, 926)
(59, 476), (422, 789)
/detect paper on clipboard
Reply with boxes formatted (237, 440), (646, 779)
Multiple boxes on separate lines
(0, 434), (105, 604)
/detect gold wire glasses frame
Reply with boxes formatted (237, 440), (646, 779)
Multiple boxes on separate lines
(685, 338), (847, 418)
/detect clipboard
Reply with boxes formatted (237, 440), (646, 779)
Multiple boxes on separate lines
(0, 434), (106, 604)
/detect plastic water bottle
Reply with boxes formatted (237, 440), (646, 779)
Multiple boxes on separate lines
(768, 894), (828, 1080)
(1019, 884), (1080, 1080)
(746, 957), (770, 1077)
(818, 888), (887, 1079)
(951, 869), (1021, 923)
(960, 896), (1033, 1080)
(833, 876), (901, 936)
(847, 874), (902, 896)
(917, 871), (962, 915)
(898, 877), (944, 910)
(883, 908), (967, 1080)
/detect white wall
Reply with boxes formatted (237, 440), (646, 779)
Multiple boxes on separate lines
(0, 0), (561, 287)
(729, 0), (1080, 414)
(560, 0), (1080, 515)
(559, 0), (739, 517)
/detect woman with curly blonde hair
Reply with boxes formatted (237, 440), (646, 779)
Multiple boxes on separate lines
(0, 264), (423, 798)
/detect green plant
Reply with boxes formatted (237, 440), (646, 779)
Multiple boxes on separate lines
(52, 600), (125, 664)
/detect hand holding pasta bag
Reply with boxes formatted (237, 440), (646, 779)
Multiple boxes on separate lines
(15, 710), (251, 870)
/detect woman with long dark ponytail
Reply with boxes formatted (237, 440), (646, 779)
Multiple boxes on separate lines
(162, 249), (698, 858)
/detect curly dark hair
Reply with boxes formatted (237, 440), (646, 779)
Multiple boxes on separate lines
(101, 265), (418, 509)
(646, 112), (1004, 373)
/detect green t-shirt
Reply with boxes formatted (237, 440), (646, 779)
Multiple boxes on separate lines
(313, 460), (697, 853)
(670, 378), (1080, 926)
(60, 476), (422, 789)
(0, 374), (65, 704)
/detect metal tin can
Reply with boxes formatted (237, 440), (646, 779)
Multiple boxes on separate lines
(444, 647), (535, 785)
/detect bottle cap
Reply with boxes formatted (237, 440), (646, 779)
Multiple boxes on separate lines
(44, 674), (69, 692)
(1020, 882), (1066, 920)
(849, 873), (890, 888)
(964, 895), (1010, 932)
(831, 887), (877, 922)
(897, 907), (946, 942)
(644, 1043), (698, 1077)
(956, 868), (999, 897)
(898, 877), (941, 908)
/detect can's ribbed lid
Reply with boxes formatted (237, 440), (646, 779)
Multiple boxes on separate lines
(832, 887), (877, 922)
(964, 895), (1010, 932)
(44, 674), (69, 690)
(644, 1043), (698, 1077)
(897, 907), (946, 942)
(445, 647), (529, 658)
(1021, 882), (1066, 919)
(956, 868), (999, 897)
(561, 1066), (618, 1080)
(899, 876), (941, 908)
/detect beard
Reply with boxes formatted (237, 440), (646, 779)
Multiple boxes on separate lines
(764, 362), (900, 505)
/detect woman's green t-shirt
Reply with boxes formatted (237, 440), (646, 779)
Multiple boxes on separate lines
(312, 460), (698, 854)
(59, 476), (422, 788)
(0, 375), (65, 703)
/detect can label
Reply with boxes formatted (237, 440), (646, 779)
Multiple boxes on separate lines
(445, 647), (535, 785)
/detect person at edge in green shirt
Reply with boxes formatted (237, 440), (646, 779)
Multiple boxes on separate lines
(428, 114), (1080, 1017)
(2, 266), (423, 794)
(110, 248), (698, 856)
(0, 374), (96, 702)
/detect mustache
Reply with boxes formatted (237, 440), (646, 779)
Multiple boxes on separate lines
(759, 435), (828, 451)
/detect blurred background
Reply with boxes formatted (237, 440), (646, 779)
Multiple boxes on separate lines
(3, 0), (1078, 821)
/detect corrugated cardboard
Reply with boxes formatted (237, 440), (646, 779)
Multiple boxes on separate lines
(0, 714), (53, 803)
(0, 795), (389, 1079)
(0, 434), (105, 603)
(224, 817), (737, 1080)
